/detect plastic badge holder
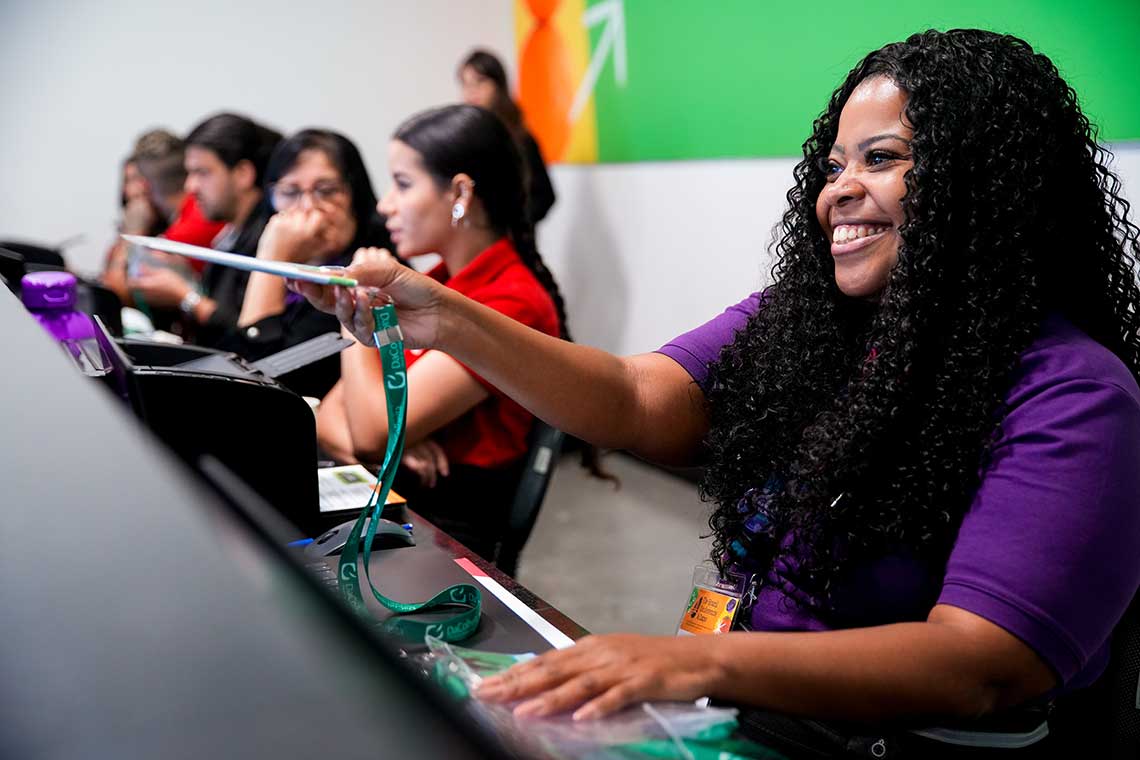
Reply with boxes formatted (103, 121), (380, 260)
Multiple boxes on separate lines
(677, 562), (752, 637)
(418, 636), (766, 759)
(125, 240), (194, 281)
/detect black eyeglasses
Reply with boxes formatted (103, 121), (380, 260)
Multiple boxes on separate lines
(269, 181), (348, 210)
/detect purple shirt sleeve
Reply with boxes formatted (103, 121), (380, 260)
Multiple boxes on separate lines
(657, 292), (763, 390)
(938, 319), (1140, 686)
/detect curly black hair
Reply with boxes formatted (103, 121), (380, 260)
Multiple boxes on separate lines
(701, 29), (1140, 616)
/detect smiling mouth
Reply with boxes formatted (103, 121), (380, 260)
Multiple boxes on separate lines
(830, 223), (891, 255)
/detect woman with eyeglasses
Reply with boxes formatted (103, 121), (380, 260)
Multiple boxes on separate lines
(218, 128), (392, 397)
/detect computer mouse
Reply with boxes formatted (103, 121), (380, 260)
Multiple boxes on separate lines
(304, 517), (415, 558)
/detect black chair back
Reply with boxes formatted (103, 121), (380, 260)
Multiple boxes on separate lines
(492, 421), (565, 577)
(0, 248), (25, 292)
(75, 280), (123, 336)
(1106, 593), (1140, 756)
(1050, 591), (1140, 758)
(0, 240), (65, 271)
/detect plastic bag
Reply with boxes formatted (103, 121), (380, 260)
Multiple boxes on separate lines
(419, 636), (779, 759)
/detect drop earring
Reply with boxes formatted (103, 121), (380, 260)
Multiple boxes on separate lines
(451, 202), (466, 228)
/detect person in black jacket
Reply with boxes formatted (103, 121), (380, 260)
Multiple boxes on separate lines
(459, 49), (556, 224)
(221, 128), (392, 397)
(129, 119), (390, 398)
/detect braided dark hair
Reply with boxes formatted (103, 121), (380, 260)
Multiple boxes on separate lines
(393, 104), (570, 339)
(702, 29), (1140, 614)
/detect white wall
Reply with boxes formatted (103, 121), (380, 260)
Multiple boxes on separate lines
(539, 158), (789, 354)
(0, 0), (515, 274)
(542, 145), (1140, 356)
(2, 0), (1138, 357)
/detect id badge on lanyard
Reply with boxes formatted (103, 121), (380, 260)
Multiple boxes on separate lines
(676, 562), (755, 636)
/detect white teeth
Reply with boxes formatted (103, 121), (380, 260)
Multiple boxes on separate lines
(833, 224), (888, 243)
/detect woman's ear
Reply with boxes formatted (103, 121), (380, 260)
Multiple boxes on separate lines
(448, 174), (478, 228)
(450, 173), (476, 204)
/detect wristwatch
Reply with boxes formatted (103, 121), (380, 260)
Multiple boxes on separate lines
(179, 290), (202, 315)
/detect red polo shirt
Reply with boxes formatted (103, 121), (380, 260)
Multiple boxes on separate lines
(164, 194), (225, 272)
(408, 238), (559, 468)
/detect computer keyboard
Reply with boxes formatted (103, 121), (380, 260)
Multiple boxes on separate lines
(252, 333), (353, 379)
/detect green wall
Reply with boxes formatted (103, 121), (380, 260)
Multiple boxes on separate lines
(588, 1), (1140, 161)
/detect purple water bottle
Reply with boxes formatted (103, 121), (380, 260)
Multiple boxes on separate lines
(21, 272), (97, 358)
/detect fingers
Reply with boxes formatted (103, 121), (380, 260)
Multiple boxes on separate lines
(572, 676), (656, 721)
(514, 670), (623, 718)
(351, 246), (393, 264)
(333, 286), (384, 345)
(128, 268), (165, 289)
(428, 439), (450, 479)
(401, 448), (436, 488)
(420, 454), (437, 489)
(478, 647), (582, 703)
(404, 442), (442, 488)
(421, 437), (451, 478)
(347, 247), (399, 286)
(417, 440), (449, 488)
(475, 635), (704, 720)
(289, 279), (336, 313)
(302, 207), (330, 238)
(479, 646), (644, 719)
(333, 285), (354, 325)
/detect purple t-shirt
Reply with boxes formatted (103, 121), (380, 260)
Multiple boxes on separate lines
(659, 294), (1140, 689)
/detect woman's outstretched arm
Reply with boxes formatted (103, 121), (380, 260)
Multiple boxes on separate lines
(293, 249), (709, 465)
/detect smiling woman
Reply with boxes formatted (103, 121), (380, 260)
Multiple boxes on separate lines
(293, 29), (1140, 757)
(815, 77), (913, 299)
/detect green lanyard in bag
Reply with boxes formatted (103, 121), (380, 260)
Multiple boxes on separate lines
(337, 304), (482, 643)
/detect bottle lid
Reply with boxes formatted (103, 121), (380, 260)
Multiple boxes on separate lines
(21, 271), (77, 310)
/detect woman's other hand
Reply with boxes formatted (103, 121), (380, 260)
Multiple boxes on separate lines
(475, 634), (723, 721)
(257, 208), (330, 264)
(121, 196), (159, 236)
(127, 265), (193, 308)
(400, 438), (450, 488)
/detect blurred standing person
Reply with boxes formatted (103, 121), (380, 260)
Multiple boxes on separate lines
(459, 49), (556, 224)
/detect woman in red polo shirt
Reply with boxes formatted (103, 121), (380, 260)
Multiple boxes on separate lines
(315, 104), (568, 567)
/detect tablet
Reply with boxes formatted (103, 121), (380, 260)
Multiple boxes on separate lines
(121, 234), (359, 287)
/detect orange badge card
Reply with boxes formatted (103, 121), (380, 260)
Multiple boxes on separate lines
(677, 586), (740, 636)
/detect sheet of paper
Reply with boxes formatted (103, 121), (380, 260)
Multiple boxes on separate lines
(318, 464), (404, 513)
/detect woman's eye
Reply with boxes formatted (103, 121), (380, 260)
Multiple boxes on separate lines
(867, 150), (904, 167)
(818, 157), (843, 180)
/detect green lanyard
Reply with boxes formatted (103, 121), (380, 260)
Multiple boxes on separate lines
(337, 304), (482, 643)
